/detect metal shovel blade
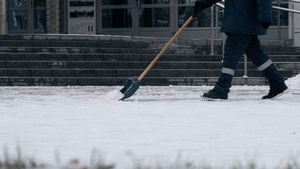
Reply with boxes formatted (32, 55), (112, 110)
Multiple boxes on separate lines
(119, 76), (141, 101)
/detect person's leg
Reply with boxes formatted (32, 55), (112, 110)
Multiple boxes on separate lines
(203, 33), (253, 99)
(245, 36), (287, 99)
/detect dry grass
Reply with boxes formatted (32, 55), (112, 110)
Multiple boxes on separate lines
(1, 148), (299, 169)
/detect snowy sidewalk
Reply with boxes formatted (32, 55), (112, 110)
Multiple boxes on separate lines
(0, 75), (300, 169)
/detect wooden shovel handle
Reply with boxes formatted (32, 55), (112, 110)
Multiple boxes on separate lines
(138, 16), (194, 81)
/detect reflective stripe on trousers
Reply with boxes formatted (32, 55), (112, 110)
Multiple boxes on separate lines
(257, 59), (272, 71)
(221, 67), (235, 76)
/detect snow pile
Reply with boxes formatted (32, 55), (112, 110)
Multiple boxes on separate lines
(286, 74), (300, 89)
(99, 89), (123, 101)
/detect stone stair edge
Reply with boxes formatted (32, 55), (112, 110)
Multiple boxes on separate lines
(0, 34), (296, 47)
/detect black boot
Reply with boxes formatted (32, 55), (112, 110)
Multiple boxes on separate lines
(261, 64), (288, 99)
(262, 84), (288, 100)
(261, 64), (285, 90)
(202, 90), (228, 100)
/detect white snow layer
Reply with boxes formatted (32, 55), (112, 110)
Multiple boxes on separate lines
(0, 75), (300, 169)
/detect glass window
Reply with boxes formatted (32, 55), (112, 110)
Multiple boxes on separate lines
(102, 0), (132, 5)
(178, 0), (197, 4)
(271, 3), (289, 26)
(139, 8), (170, 27)
(102, 9), (132, 28)
(141, 0), (170, 4)
(8, 0), (28, 7)
(34, 0), (45, 7)
(86, 1), (95, 6)
(178, 6), (210, 27)
(8, 10), (28, 30)
(34, 10), (46, 29)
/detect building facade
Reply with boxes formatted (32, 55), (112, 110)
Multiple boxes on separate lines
(0, 0), (297, 43)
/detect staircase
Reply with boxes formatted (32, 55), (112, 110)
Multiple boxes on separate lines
(0, 34), (299, 86)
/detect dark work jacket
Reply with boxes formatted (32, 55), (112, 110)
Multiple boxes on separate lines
(196, 0), (272, 35)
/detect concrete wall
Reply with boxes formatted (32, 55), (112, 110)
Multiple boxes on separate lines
(0, 0), (7, 34)
(293, 2), (300, 47)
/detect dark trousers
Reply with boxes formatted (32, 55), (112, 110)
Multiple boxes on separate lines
(213, 33), (286, 94)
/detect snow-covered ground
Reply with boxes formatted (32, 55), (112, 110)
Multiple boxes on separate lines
(1, 75), (300, 169)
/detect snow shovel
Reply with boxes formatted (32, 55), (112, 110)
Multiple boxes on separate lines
(119, 16), (195, 101)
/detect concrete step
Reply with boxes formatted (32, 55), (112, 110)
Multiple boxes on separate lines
(0, 76), (268, 86)
(0, 60), (225, 69)
(0, 39), (150, 48)
(0, 47), (166, 54)
(1, 54), (300, 66)
(0, 53), (224, 61)
(0, 34), (299, 86)
(0, 68), (293, 78)
(1, 60), (299, 71)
